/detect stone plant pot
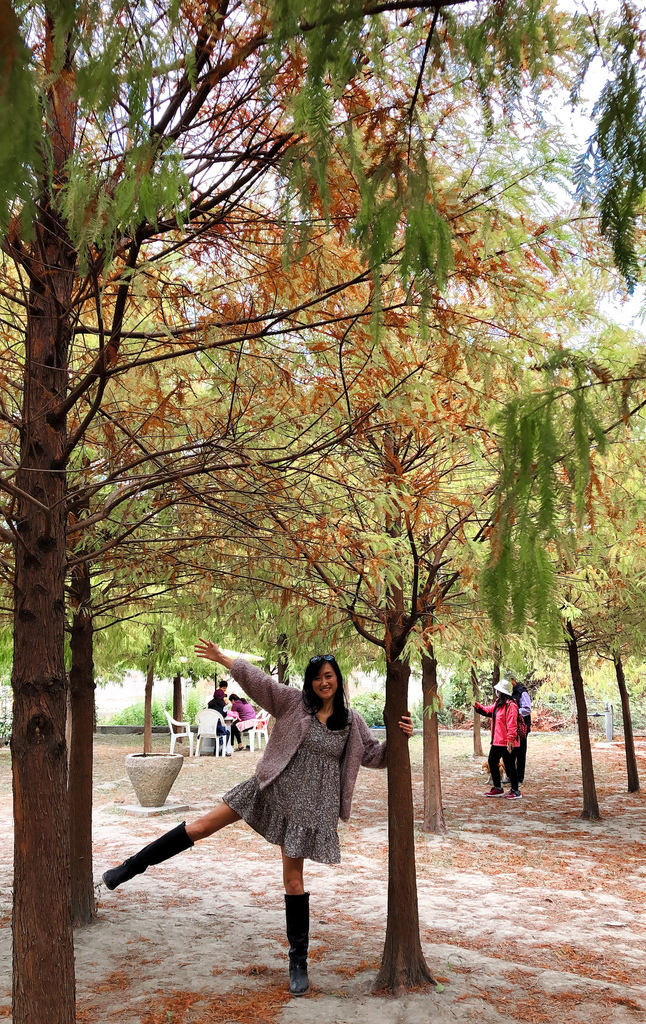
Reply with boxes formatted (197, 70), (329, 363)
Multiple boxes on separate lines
(125, 752), (184, 807)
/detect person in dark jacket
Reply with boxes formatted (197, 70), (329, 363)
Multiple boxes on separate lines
(511, 677), (531, 787)
(102, 639), (413, 997)
(205, 680), (230, 754)
(207, 680), (228, 716)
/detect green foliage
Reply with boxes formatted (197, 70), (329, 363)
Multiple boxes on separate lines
(441, 673), (473, 712)
(0, 5), (41, 234)
(574, 6), (646, 290)
(0, 686), (11, 739)
(408, 698), (424, 729)
(2, 0), (190, 253)
(107, 683), (205, 726)
(0, 629), (12, 687)
(482, 351), (609, 637)
(457, 0), (557, 125)
(93, 614), (206, 681)
(273, 0), (566, 305)
(60, 142), (190, 270)
(350, 690), (384, 727)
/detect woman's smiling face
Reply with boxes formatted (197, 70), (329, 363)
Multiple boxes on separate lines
(311, 663), (338, 702)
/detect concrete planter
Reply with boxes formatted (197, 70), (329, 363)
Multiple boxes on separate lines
(125, 752), (183, 807)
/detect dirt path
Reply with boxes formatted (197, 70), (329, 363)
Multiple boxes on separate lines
(0, 732), (644, 1022)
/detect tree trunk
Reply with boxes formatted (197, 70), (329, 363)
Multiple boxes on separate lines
(374, 655), (435, 994)
(614, 654), (640, 793)
(277, 632), (289, 685)
(69, 561), (96, 927)
(492, 655), (501, 698)
(10, 15), (77, 1022)
(421, 649), (446, 834)
(173, 673), (182, 743)
(144, 660), (154, 754)
(472, 666), (483, 757)
(565, 622), (600, 820)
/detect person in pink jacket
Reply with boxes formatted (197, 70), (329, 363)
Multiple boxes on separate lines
(474, 678), (522, 800)
(102, 640), (413, 997)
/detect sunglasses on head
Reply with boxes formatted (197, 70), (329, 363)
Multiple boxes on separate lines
(309, 654), (335, 664)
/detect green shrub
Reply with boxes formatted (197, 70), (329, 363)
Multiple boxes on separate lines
(409, 699), (424, 728)
(107, 685), (207, 726)
(440, 673), (473, 711)
(0, 686), (11, 739)
(350, 691), (385, 727)
(109, 699), (166, 727)
(351, 693), (425, 729)
(183, 685), (204, 722)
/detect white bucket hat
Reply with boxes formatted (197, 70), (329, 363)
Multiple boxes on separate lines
(494, 679), (513, 697)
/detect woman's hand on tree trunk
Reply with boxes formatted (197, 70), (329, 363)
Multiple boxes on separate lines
(194, 638), (234, 670)
(399, 714), (413, 738)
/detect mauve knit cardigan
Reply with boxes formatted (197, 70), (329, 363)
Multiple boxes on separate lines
(229, 659), (387, 821)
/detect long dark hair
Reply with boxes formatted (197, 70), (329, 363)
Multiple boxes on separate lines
(302, 655), (349, 731)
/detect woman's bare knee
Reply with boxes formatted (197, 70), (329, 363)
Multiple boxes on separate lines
(284, 876), (304, 895)
(186, 802), (240, 842)
(282, 852), (305, 895)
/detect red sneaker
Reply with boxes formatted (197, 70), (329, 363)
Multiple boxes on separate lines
(504, 790), (523, 800)
(484, 787), (504, 797)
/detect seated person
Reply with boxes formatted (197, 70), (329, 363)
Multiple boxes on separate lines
(206, 679), (229, 754)
(208, 679), (228, 717)
(228, 693), (257, 751)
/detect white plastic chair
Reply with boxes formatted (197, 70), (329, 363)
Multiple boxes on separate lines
(250, 715), (269, 751)
(195, 709), (226, 757)
(164, 710), (194, 757)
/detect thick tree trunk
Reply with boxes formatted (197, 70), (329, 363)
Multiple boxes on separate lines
(374, 655), (435, 994)
(614, 654), (640, 793)
(471, 666), (483, 757)
(144, 661), (154, 754)
(173, 673), (183, 743)
(565, 622), (600, 820)
(69, 561), (96, 927)
(11, 16), (77, 1022)
(421, 649), (446, 834)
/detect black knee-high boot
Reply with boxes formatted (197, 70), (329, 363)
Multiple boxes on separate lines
(102, 822), (194, 890)
(284, 892), (309, 996)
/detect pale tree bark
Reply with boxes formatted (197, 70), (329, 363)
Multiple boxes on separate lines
(68, 561), (96, 927)
(421, 648), (446, 834)
(10, 14), (77, 1023)
(614, 654), (639, 793)
(144, 659), (154, 754)
(471, 666), (484, 757)
(565, 622), (600, 820)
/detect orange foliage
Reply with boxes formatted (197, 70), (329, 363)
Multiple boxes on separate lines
(139, 981), (293, 1024)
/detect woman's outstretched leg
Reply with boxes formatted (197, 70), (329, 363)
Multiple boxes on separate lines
(282, 851), (309, 996)
(102, 802), (241, 890)
(186, 802), (241, 841)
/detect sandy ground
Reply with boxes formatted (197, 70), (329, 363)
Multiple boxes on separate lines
(0, 731), (644, 1023)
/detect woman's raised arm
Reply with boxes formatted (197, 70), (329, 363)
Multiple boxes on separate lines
(195, 638), (297, 718)
(194, 638), (234, 670)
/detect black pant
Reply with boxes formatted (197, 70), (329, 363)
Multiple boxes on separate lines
(231, 722), (253, 747)
(514, 736), (527, 784)
(488, 745), (518, 790)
